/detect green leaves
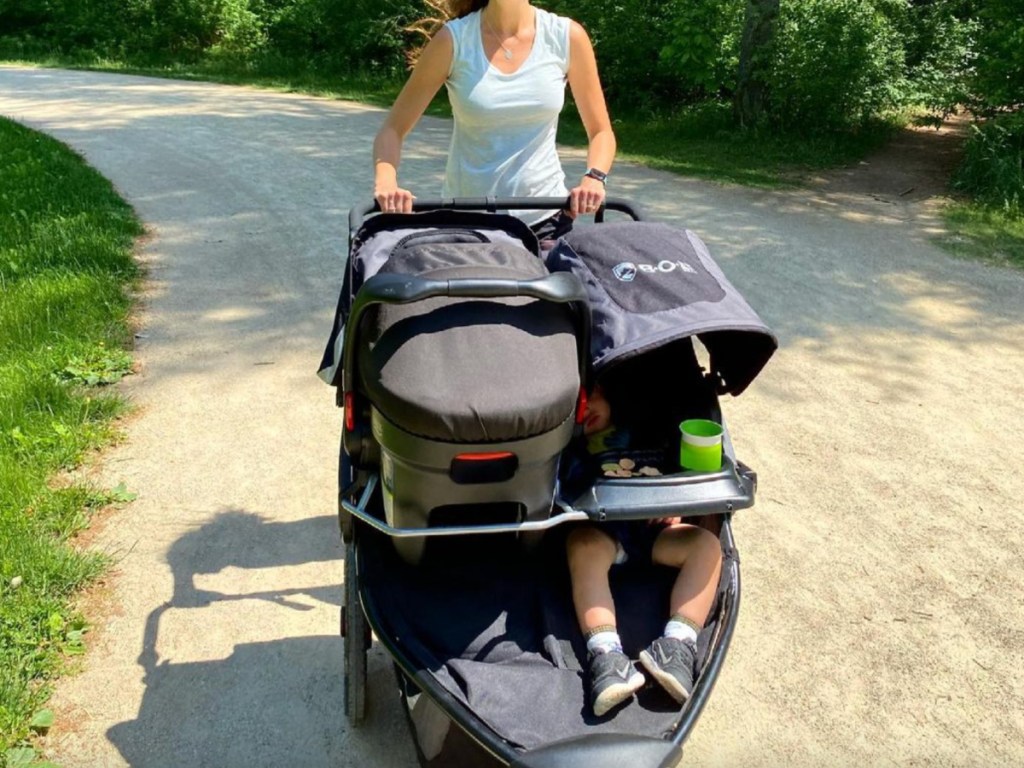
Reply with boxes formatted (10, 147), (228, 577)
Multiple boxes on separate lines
(659, 0), (742, 96)
(4, 747), (37, 768)
(28, 710), (53, 732)
(974, 0), (1024, 111)
(2, 742), (59, 768)
(104, 483), (138, 504)
(54, 344), (133, 387)
(953, 112), (1024, 216)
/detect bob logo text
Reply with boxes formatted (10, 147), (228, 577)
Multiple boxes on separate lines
(612, 262), (637, 282)
(612, 260), (698, 282)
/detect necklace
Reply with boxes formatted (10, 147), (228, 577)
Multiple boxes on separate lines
(482, 13), (515, 61)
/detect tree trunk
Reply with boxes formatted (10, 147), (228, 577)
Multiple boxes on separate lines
(734, 0), (780, 127)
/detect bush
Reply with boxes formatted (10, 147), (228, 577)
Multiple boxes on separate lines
(546, 0), (684, 111)
(659, 0), (743, 98)
(263, 0), (415, 76)
(972, 0), (1024, 112)
(903, 0), (979, 117)
(764, 0), (907, 132)
(953, 111), (1024, 215)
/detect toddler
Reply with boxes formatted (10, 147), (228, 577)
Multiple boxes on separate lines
(567, 385), (724, 716)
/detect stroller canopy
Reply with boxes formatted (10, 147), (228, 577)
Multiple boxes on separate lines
(546, 222), (777, 395)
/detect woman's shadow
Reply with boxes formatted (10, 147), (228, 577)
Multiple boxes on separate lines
(106, 509), (415, 767)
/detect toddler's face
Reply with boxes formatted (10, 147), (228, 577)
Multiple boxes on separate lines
(583, 386), (612, 436)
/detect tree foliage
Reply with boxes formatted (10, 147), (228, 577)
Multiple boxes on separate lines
(0, 0), (1020, 132)
(766, 0), (908, 130)
(972, 0), (1024, 112)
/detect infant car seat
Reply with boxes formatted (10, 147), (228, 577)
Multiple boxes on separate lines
(352, 235), (586, 563)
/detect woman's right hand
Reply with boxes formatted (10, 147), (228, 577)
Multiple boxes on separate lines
(374, 185), (416, 214)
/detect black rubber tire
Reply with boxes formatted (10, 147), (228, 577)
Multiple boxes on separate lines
(343, 538), (368, 725)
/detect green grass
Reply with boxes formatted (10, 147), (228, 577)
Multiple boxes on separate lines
(0, 117), (142, 762)
(560, 101), (900, 187)
(939, 202), (1024, 269)
(937, 111), (1024, 269)
(1, 53), (409, 111)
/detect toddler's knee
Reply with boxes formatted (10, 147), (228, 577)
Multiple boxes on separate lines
(566, 526), (615, 565)
(696, 527), (724, 568)
(656, 523), (723, 569)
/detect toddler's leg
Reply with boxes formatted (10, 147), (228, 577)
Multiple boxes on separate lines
(639, 523), (723, 703)
(566, 526), (644, 716)
(566, 525), (618, 634)
(652, 523), (723, 630)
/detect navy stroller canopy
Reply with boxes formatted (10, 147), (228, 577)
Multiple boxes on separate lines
(545, 222), (777, 395)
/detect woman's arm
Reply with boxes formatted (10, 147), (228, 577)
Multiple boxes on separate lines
(566, 20), (616, 216)
(373, 28), (453, 212)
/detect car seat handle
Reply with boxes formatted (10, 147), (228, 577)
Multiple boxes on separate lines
(349, 271), (586, 304)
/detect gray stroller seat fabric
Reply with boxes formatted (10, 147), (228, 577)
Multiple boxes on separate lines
(357, 243), (580, 443)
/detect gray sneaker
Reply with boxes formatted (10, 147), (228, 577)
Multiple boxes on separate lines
(588, 649), (645, 717)
(638, 636), (696, 703)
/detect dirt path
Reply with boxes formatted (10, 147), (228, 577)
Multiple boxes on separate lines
(2, 68), (1022, 767)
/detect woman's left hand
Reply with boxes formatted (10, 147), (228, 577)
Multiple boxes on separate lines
(568, 176), (606, 217)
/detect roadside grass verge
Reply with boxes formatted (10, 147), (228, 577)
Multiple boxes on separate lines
(559, 101), (901, 187)
(939, 203), (1024, 269)
(939, 111), (1024, 270)
(0, 117), (142, 760)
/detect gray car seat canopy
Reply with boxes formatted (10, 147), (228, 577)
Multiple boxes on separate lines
(357, 242), (580, 442)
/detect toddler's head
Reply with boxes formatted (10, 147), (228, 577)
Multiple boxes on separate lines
(583, 384), (612, 436)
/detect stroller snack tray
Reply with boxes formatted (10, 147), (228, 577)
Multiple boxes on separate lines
(562, 455), (757, 522)
(339, 454), (755, 540)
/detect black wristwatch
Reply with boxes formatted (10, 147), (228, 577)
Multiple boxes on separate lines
(583, 167), (609, 185)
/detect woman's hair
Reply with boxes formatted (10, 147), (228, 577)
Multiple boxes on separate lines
(406, 0), (489, 66)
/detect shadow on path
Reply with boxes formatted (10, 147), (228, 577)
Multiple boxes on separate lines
(106, 510), (410, 768)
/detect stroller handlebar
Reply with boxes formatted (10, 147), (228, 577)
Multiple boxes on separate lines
(348, 196), (644, 232)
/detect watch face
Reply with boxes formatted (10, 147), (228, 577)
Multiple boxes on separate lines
(586, 168), (608, 182)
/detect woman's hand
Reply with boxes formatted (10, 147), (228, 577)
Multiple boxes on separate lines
(568, 175), (606, 217)
(374, 184), (416, 214)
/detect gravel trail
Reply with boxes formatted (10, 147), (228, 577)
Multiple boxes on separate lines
(2, 66), (1022, 767)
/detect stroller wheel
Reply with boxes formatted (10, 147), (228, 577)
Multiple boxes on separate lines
(343, 538), (368, 725)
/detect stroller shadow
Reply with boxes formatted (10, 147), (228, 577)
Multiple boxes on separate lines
(106, 509), (415, 768)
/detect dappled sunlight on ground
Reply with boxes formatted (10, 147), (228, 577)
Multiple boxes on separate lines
(3, 66), (1022, 768)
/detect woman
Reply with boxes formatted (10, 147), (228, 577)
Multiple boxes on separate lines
(373, 0), (616, 238)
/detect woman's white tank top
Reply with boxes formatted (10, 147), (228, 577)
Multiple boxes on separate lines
(442, 8), (571, 222)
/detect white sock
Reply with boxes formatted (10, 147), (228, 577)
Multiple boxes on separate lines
(664, 619), (698, 645)
(586, 630), (623, 656)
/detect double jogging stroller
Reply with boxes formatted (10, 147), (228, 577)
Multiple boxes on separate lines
(318, 197), (777, 767)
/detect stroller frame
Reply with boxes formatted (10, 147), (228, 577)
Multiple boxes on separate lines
(334, 197), (764, 768)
